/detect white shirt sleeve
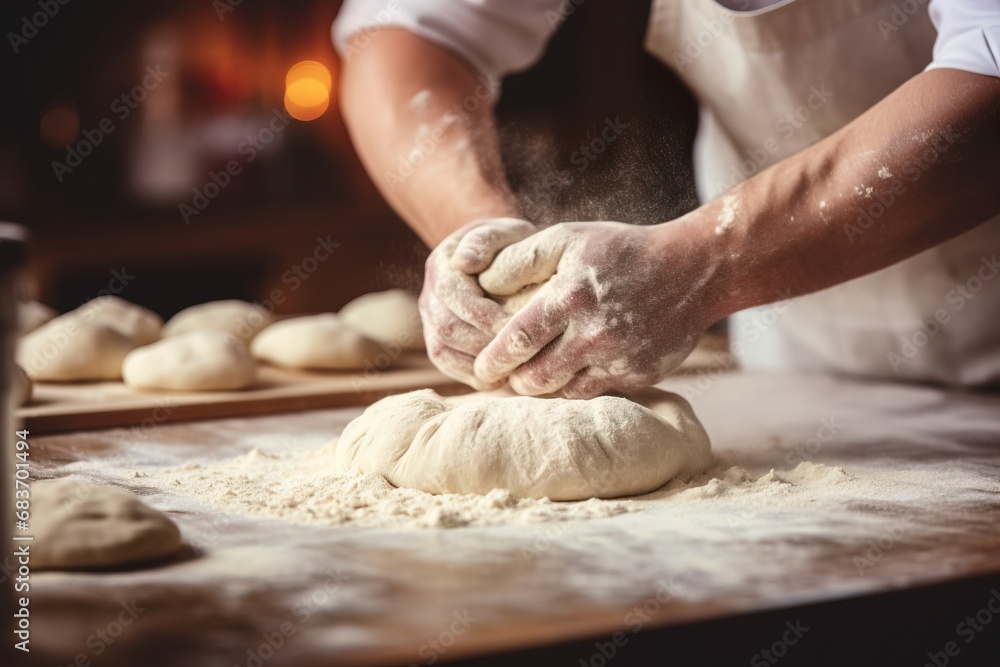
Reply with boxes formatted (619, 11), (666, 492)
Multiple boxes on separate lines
(333, 0), (567, 77)
(926, 0), (1000, 77)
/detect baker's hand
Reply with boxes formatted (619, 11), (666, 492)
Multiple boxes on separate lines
(420, 217), (538, 389)
(473, 221), (719, 398)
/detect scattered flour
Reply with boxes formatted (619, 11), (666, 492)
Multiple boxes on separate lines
(153, 443), (634, 528)
(714, 194), (738, 235)
(144, 443), (859, 531)
(878, 166), (892, 179)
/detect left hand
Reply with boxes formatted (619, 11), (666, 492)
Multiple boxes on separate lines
(473, 221), (722, 398)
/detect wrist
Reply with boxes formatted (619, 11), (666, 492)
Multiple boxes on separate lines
(650, 203), (746, 327)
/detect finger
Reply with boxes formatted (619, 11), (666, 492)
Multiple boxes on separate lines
(508, 332), (594, 396)
(426, 297), (493, 355)
(436, 269), (509, 334)
(478, 226), (569, 296)
(559, 370), (611, 400)
(451, 218), (537, 274)
(425, 332), (503, 391)
(473, 284), (570, 385)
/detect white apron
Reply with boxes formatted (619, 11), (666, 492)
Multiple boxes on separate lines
(645, 0), (1000, 386)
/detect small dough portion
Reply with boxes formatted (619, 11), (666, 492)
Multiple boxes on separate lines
(251, 314), (385, 370)
(18, 300), (56, 335)
(71, 296), (162, 345)
(17, 319), (138, 381)
(123, 331), (257, 391)
(336, 387), (712, 501)
(163, 300), (273, 344)
(32, 479), (183, 570)
(13, 364), (32, 406)
(339, 289), (424, 351)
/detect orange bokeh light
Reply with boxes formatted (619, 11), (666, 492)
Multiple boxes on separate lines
(284, 60), (331, 122)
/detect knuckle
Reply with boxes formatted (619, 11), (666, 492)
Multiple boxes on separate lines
(507, 328), (534, 354)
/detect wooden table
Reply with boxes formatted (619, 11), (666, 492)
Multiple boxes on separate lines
(22, 372), (1000, 666)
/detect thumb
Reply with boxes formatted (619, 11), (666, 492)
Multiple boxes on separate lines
(478, 225), (568, 296)
(450, 218), (537, 274)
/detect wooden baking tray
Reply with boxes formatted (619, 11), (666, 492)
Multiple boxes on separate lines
(16, 355), (467, 434)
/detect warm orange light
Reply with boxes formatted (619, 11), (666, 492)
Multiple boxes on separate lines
(40, 105), (80, 148)
(285, 60), (331, 91)
(284, 60), (331, 122)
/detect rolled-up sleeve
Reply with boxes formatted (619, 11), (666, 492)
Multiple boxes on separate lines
(926, 0), (1000, 78)
(333, 0), (566, 77)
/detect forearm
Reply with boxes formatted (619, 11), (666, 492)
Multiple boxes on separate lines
(664, 68), (1000, 323)
(340, 29), (519, 246)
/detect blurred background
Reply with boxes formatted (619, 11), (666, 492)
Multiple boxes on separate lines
(0, 0), (699, 320)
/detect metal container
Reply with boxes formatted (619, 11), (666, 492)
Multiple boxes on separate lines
(0, 222), (28, 656)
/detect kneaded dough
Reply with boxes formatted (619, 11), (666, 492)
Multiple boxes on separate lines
(71, 295), (162, 345)
(32, 479), (183, 570)
(18, 300), (56, 335)
(17, 319), (138, 381)
(163, 300), (273, 344)
(13, 364), (32, 406)
(339, 289), (424, 351)
(123, 331), (257, 391)
(251, 314), (385, 370)
(335, 387), (712, 501)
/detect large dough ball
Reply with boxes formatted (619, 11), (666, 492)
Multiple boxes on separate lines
(163, 300), (273, 344)
(13, 364), (32, 406)
(18, 300), (56, 335)
(123, 331), (257, 391)
(336, 387), (712, 501)
(32, 479), (183, 570)
(251, 314), (385, 370)
(339, 289), (424, 351)
(70, 295), (162, 345)
(17, 319), (138, 381)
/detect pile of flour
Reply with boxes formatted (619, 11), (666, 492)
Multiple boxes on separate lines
(150, 443), (635, 528)
(141, 442), (858, 530)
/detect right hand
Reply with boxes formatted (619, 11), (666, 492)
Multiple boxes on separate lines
(420, 217), (537, 389)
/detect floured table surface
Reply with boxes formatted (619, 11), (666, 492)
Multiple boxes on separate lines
(24, 372), (1000, 666)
